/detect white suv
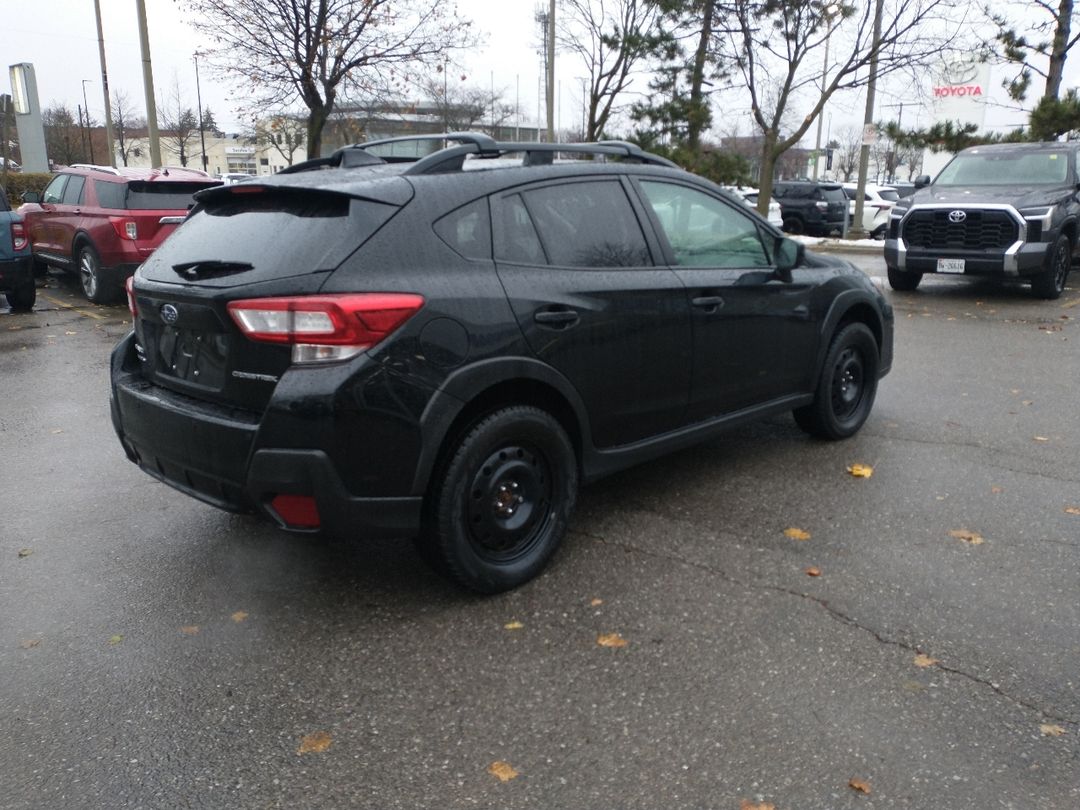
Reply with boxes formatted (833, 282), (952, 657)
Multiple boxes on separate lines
(842, 183), (900, 239)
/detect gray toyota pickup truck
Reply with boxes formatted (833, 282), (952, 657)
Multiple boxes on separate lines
(884, 142), (1077, 299)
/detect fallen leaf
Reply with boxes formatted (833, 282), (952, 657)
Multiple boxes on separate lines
(64, 330), (77, 336)
(847, 463), (874, 478)
(590, 598), (603, 607)
(784, 527), (811, 541)
(805, 566), (822, 577)
(20, 639), (41, 649)
(991, 486), (1003, 494)
(231, 611), (249, 623)
(948, 529), (985, 545)
(180, 625), (200, 636)
(108, 634), (124, 645)
(1033, 436), (1050, 443)
(1022, 400), (1034, 406)
(849, 777), (872, 794)
(297, 731), (333, 754)
(504, 620), (524, 630)
(487, 760), (519, 782)
(50, 428), (64, 434)
(18, 548), (32, 558)
(1040, 724), (1066, 737)
(597, 633), (628, 648)
(1064, 507), (1080, 516)
(740, 801), (776, 810)
(914, 653), (938, 668)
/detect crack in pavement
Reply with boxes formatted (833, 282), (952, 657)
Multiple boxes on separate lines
(572, 526), (1078, 727)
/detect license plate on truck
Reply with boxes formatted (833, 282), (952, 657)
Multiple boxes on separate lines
(937, 259), (965, 274)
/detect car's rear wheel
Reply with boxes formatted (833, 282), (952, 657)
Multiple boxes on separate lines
(1031, 233), (1070, 300)
(78, 244), (114, 304)
(420, 406), (577, 593)
(887, 265), (922, 291)
(5, 281), (36, 312)
(783, 216), (805, 235)
(794, 323), (879, 440)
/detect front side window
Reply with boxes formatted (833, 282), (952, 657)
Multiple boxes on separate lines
(42, 174), (68, 204)
(521, 181), (651, 268)
(640, 181), (770, 268)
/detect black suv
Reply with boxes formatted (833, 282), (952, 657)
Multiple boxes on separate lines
(885, 142), (1079, 299)
(110, 134), (894, 592)
(771, 181), (849, 236)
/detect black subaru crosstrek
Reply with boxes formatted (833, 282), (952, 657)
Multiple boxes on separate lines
(110, 134), (894, 593)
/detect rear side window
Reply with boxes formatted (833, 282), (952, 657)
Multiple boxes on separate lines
(878, 189), (900, 202)
(125, 181), (218, 211)
(95, 180), (127, 209)
(434, 199), (491, 260)
(494, 194), (545, 264)
(61, 175), (86, 205)
(148, 189), (397, 274)
(521, 180), (651, 268)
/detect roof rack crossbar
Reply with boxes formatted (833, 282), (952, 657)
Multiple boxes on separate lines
(353, 132), (499, 153)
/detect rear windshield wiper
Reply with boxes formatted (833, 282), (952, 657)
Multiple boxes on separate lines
(172, 260), (254, 280)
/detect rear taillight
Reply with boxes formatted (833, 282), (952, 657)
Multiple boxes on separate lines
(815, 201), (829, 211)
(109, 217), (138, 241)
(227, 293), (425, 364)
(11, 221), (27, 252)
(125, 276), (138, 318)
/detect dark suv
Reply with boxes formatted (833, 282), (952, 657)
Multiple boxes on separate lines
(885, 142), (1079, 298)
(18, 165), (220, 303)
(771, 181), (849, 236)
(110, 134), (894, 592)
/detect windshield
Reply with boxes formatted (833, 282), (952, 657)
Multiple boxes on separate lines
(935, 150), (1071, 186)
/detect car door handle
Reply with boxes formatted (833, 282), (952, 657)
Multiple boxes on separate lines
(691, 295), (725, 309)
(534, 308), (579, 327)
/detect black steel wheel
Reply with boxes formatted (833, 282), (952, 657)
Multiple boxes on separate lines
(887, 265), (922, 291)
(783, 216), (805, 236)
(1031, 233), (1070, 300)
(794, 322), (879, 440)
(420, 406), (577, 593)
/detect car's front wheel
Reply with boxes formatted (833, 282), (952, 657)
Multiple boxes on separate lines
(78, 244), (114, 304)
(420, 406), (578, 593)
(887, 265), (922, 291)
(1031, 233), (1071, 300)
(794, 323), (880, 440)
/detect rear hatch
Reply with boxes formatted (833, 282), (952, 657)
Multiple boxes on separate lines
(108, 180), (220, 249)
(131, 181), (408, 411)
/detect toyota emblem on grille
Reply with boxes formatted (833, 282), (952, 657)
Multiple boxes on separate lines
(948, 210), (967, 223)
(160, 304), (180, 325)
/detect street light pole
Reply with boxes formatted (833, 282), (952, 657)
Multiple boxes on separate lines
(812, 12), (836, 181)
(93, 0), (116, 167)
(194, 53), (208, 172)
(81, 80), (96, 164)
(135, 0), (162, 168)
(849, 0), (884, 240)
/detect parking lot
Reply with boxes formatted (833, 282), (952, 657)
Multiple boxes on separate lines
(2, 259), (1078, 808)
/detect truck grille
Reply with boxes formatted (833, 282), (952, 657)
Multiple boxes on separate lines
(903, 210), (1019, 250)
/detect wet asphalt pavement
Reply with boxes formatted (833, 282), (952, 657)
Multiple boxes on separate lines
(1, 261), (1078, 809)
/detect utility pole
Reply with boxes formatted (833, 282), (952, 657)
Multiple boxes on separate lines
(849, 0), (884, 240)
(812, 11), (837, 181)
(135, 0), (162, 168)
(93, 0), (116, 167)
(194, 53), (208, 171)
(78, 103), (89, 161)
(546, 0), (555, 142)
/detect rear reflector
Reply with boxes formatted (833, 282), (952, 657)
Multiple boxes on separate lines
(227, 293), (424, 363)
(11, 221), (27, 252)
(270, 494), (321, 529)
(125, 276), (138, 318)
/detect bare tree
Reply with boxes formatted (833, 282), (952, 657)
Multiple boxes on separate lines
(111, 90), (146, 167)
(558, 0), (666, 140)
(158, 79), (199, 167)
(832, 127), (863, 181)
(416, 73), (514, 134)
(718, 0), (970, 215)
(182, 0), (478, 157)
(43, 103), (85, 166)
(256, 114), (308, 166)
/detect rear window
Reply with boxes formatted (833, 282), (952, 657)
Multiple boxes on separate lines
(877, 189), (901, 202)
(145, 189), (398, 275)
(125, 181), (218, 211)
(820, 187), (847, 202)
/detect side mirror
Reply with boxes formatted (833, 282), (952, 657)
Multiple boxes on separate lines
(913, 175), (931, 189)
(773, 235), (802, 282)
(21, 191), (41, 204)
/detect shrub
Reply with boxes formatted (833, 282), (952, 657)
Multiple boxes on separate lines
(0, 172), (54, 202)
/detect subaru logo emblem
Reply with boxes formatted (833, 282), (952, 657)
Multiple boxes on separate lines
(160, 303), (180, 325)
(948, 210), (967, 223)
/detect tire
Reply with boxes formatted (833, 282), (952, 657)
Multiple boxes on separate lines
(794, 323), (880, 440)
(783, 216), (805, 235)
(419, 406), (577, 594)
(887, 265), (922, 291)
(5, 281), (36, 312)
(1031, 233), (1070, 300)
(77, 244), (115, 304)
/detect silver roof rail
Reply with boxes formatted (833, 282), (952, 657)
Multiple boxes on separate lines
(70, 163), (122, 175)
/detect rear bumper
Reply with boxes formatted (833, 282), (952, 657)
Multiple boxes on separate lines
(0, 254), (33, 291)
(110, 333), (422, 538)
